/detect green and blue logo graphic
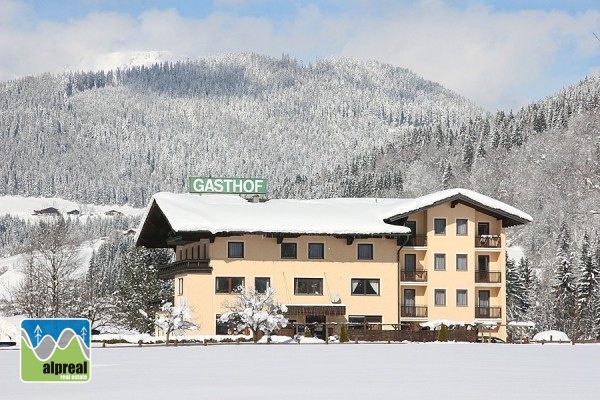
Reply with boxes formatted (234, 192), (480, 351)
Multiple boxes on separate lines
(21, 318), (91, 382)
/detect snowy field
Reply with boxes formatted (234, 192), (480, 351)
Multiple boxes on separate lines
(1, 342), (599, 399)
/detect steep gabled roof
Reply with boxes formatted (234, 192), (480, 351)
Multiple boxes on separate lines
(384, 188), (533, 227)
(135, 189), (532, 248)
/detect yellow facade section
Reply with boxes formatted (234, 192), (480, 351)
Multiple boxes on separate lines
(172, 201), (509, 338)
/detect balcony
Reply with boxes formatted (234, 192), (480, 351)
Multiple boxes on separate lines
(475, 306), (502, 319)
(157, 259), (212, 279)
(401, 305), (428, 318)
(475, 235), (501, 248)
(401, 270), (428, 283)
(475, 271), (502, 284)
(404, 235), (427, 247)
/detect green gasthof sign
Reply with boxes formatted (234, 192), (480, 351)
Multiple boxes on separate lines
(189, 177), (267, 194)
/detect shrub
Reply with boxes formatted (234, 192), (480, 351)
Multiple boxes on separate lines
(438, 324), (448, 342)
(340, 325), (349, 343)
(304, 326), (312, 337)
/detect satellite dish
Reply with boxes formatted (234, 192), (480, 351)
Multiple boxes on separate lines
(330, 293), (340, 303)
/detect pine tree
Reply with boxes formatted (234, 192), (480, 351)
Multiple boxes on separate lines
(552, 222), (577, 337)
(441, 161), (453, 189)
(518, 257), (535, 314)
(117, 246), (173, 334)
(506, 256), (521, 321)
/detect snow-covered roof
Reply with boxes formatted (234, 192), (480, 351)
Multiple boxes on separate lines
(135, 188), (532, 247)
(385, 188), (533, 225)
(135, 193), (411, 246)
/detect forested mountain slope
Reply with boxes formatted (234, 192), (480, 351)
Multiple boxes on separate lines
(3, 53), (600, 334)
(0, 54), (483, 207)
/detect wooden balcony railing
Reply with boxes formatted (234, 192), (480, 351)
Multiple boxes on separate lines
(404, 235), (427, 247)
(475, 271), (502, 283)
(475, 235), (501, 248)
(157, 259), (212, 279)
(475, 306), (502, 319)
(401, 270), (428, 283)
(401, 305), (428, 318)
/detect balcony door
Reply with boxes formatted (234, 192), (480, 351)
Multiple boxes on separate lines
(404, 289), (416, 317)
(477, 255), (490, 282)
(404, 254), (416, 280)
(477, 222), (490, 236)
(478, 290), (490, 317)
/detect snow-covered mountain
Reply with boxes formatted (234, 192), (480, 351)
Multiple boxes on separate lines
(68, 50), (189, 74)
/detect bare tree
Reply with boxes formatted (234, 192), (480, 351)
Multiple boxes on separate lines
(11, 217), (82, 318)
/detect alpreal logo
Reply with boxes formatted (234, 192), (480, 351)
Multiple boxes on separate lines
(21, 318), (91, 382)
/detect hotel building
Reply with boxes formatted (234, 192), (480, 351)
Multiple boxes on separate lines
(135, 188), (532, 339)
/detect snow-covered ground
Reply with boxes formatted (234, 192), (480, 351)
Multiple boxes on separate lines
(0, 238), (105, 300)
(0, 195), (145, 300)
(1, 342), (598, 398)
(0, 195), (145, 221)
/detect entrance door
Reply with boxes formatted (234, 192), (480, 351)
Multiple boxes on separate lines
(404, 289), (416, 317)
(306, 315), (326, 340)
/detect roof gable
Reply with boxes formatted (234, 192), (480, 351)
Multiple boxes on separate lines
(384, 188), (533, 227)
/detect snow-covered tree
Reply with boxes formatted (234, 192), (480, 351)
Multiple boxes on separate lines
(219, 286), (288, 343)
(552, 222), (577, 336)
(11, 217), (82, 318)
(117, 246), (173, 334)
(155, 299), (197, 345)
(506, 256), (523, 321)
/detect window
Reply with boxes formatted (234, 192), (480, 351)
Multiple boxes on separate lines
(456, 219), (468, 235)
(255, 277), (270, 294)
(357, 243), (373, 260)
(348, 315), (382, 330)
(215, 314), (229, 335)
(281, 243), (297, 259)
(477, 222), (490, 236)
(456, 290), (468, 306)
(308, 243), (324, 259)
(178, 278), (184, 296)
(434, 289), (446, 306)
(351, 278), (380, 295)
(456, 254), (468, 271)
(434, 218), (446, 235)
(294, 278), (323, 295)
(227, 242), (244, 258)
(434, 253), (446, 270)
(215, 277), (244, 294)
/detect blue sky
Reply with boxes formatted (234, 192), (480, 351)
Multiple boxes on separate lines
(3, 0), (600, 111)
